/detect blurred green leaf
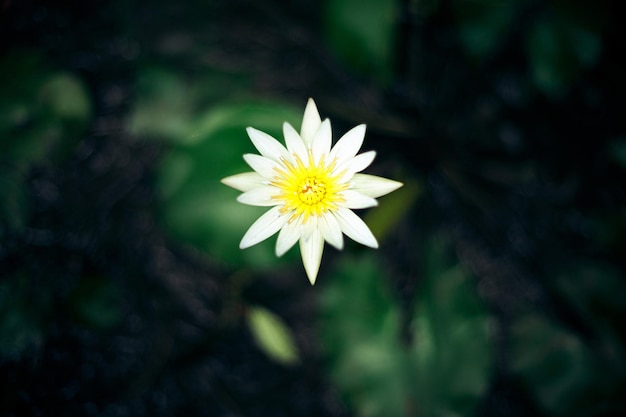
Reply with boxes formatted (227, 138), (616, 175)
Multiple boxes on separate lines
(0, 274), (52, 359)
(129, 67), (192, 142)
(247, 306), (300, 365)
(510, 314), (603, 416)
(319, 236), (493, 417)
(319, 255), (407, 417)
(452, 0), (517, 61)
(41, 73), (92, 128)
(608, 139), (626, 170)
(0, 171), (30, 238)
(324, 0), (397, 84)
(408, 236), (493, 416)
(510, 260), (626, 416)
(364, 179), (421, 242)
(525, 2), (603, 97)
(0, 50), (91, 235)
(70, 275), (123, 330)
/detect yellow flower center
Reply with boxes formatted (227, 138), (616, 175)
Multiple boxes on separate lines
(271, 151), (346, 221)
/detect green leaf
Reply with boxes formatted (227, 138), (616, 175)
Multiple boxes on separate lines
(525, 4), (603, 97)
(128, 67), (192, 142)
(0, 50), (91, 234)
(247, 306), (299, 365)
(324, 0), (397, 84)
(319, 237), (493, 417)
(319, 255), (407, 417)
(69, 275), (123, 330)
(408, 236), (493, 416)
(363, 179), (421, 242)
(452, 0), (517, 61)
(0, 274), (52, 359)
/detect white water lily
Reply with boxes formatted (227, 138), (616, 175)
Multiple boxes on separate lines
(221, 99), (403, 284)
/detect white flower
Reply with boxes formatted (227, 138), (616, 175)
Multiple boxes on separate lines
(221, 98), (403, 285)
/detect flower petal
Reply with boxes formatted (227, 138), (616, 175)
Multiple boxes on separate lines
(347, 150), (376, 173)
(318, 212), (344, 250)
(311, 119), (332, 164)
(300, 215), (318, 239)
(350, 173), (404, 198)
(299, 230), (324, 285)
(221, 172), (266, 192)
(300, 98), (322, 146)
(339, 190), (379, 209)
(336, 150), (377, 183)
(237, 186), (281, 206)
(275, 215), (302, 256)
(283, 122), (307, 159)
(246, 127), (290, 163)
(240, 206), (289, 249)
(333, 207), (378, 248)
(243, 153), (280, 178)
(329, 124), (366, 165)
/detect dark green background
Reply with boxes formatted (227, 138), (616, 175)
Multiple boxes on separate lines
(1, 0), (625, 416)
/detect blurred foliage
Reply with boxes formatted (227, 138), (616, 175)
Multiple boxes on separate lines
(0, 51), (91, 236)
(130, 67), (305, 268)
(509, 261), (626, 416)
(452, 0), (518, 61)
(0, 274), (51, 359)
(452, 0), (607, 96)
(247, 305), (300, 365)
(324, 0), (397, 84)
(319, 235), (493, 417)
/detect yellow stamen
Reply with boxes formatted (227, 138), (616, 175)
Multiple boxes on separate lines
(272, 153), (346, 221)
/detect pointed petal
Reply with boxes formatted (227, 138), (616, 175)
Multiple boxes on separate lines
(336, 150), (377, 183)
(283, 122), (307, 159)
(347, 150), (376, 173)
(276, 215), (302, 257)
(311, 119), (332, 164)
(240, 206), (289, 249)
(339, 190), (379, 209)
(236, 186), (281, 206)
(350, 173), (404, 198)
(318, 212), (344, 250)
(221, 172), (266, 192)
(299, 230), (324, 285)
(329, 124), (366, 165)
(333, 207), (378, 248)
(300, 98), (322, 146)
(246, 127), (290, 163)
(243, 154), (280, 178)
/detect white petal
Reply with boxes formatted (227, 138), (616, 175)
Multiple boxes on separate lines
(329, 124), (366, 165)
(221, 172), (266, 192)
(240, 206), (289, 249)
(243, 154), (280, 178)
(300, 215), (318, 239)
(339, 190), (378, 209)
(237, 186), (281, 206)
(275, 215), (302, 257)
(318, 212), (344, 250)
(347, 150), (376, 173)
(311, 119), (332, 164)
(333, 207), (378, 248)
(350, 173), (404, 198)
(283, 122), (307, 159)
(299, 230), (324, 285)
(300, 98), (322, 146)
(336, 150), (377, 183)
(246, 127), (290, 163)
